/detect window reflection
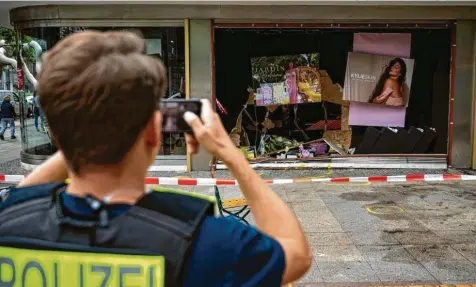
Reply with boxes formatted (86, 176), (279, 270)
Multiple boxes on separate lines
(20, 26), (186, 158)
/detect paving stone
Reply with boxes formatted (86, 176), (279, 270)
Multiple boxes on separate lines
(0, 158), (24, 176)
(347, 231), (399, 246)
(396, 195), (446, 211)
(319, 193), (350, 204)
(416, 217), (472, 231)
(314, 183), (349, 193)
(287, 183), (318, 192)
(452, 208), (476, 222)
(404, 244), (468, 262)
(379, 219), (429, 232)
(306, 232), (353, 246)
(357, 245), (416, 263)
(294, 210), (343, 233)
(193, 186), (216, 196)
(392, 231), (444, 245)
(432, 231), (476, 244)
(420, 260), (476, 282)
(296, 261), (324, 283)
(420, 192), (473, 209)
(286, 189), (321, 202)
(291, 198), (327, 211)
(327, 203), (385, 232)
(366, 260), (437, 282)
(0, 120), (25, 165)
(338, 190), (400, 204)
(312, 245), (364, 262)
(317, 261), (379, 283)
(452, 243), (476, 265)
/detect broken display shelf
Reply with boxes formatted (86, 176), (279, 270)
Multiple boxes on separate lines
(323, 130), (352, 152)
(263, 138), (325, 156)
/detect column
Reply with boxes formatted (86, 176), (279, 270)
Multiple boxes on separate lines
(189, 19), (213, 171)
(453, 21), (475, 168)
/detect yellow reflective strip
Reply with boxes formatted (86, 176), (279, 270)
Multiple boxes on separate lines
(0, 247), (164, 287)
(222, 200), (230, 209)
(221, 197), (247, 209)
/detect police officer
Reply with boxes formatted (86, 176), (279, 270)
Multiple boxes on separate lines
(0, 31), (311, 286)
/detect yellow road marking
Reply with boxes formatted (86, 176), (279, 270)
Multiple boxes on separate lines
(366, 205), (404, 215)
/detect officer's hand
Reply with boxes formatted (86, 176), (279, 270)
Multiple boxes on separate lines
(183, 99), (242, 163)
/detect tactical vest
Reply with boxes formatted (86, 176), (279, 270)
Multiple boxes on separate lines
(0, 182), (217, 287)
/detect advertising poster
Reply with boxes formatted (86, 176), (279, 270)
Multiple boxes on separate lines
(344, 52), (415, 108)
(353, 33), (411, 59)
(251, 54), (321, 105)
(347, 33), (412, 127)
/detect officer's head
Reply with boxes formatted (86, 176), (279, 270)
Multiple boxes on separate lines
(37, 31), (167, 174)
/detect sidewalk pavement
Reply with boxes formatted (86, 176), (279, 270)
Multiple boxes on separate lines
(183, 180), (476, 286)
(0, 119), (50, 166)
(0, 120), (21, 165)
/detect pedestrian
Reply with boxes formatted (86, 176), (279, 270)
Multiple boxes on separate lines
(0, 95), (16, 140)
(33, 92), (45, 131)
(0, 31), (311, 286)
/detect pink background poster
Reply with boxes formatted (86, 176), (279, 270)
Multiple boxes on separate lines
(348, 33), (411, 127)
(353, 33), (411, 58)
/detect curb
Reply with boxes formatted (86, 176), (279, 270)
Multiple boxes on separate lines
(0, 174), (473, 186)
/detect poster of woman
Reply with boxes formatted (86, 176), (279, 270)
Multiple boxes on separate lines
(344, 52), (414, 107)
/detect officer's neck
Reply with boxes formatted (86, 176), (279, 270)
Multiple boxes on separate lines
(66, 166), (146, 205)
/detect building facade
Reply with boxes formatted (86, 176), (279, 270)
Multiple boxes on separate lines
(1, 2), (476, 171)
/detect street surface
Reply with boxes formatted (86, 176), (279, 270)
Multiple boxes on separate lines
(0, 119), (50, 165)
(195, 180), (476, 286)
(1, 136), (476, 286)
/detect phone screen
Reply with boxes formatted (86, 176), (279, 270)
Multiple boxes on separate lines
(160, 99), (202, 133)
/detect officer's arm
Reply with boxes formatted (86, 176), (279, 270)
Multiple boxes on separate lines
(227, 156), (312, 284)
(17, 152), (68, 187)
(184, 100), (312, 284)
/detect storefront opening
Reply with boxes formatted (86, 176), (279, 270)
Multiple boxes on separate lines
(214, 26), (452, 166)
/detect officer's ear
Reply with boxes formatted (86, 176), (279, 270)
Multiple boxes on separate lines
(144, 111), (161, 148)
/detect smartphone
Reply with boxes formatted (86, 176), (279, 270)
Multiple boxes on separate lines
(160, 99), (202, 133)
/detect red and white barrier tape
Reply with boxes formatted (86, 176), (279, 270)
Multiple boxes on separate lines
(0, 174), (474, 186)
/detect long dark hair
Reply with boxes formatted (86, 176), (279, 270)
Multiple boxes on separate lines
(368, 58), (407, 103)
